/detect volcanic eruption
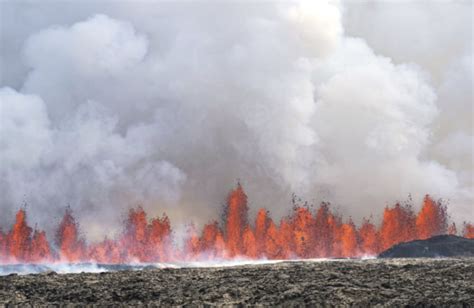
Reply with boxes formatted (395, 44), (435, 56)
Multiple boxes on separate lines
(1, 183), (473, 265)
(0, 1), (473, 306)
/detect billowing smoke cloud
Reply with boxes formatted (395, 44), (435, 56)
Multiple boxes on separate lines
(0, 1), (472, 239)
(342, 0), (473, 223)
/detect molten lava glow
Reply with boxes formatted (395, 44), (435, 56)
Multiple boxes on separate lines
(56, 208), (86, 262)
(463, 223), (474, 239)
(225, 183), (248, 257)
(8, 209), (32, 261)
(379, 203), (416, 251)
(358, 219), (380, 255)
(0, 185), (472, 264)
(416, 195), (448, 240)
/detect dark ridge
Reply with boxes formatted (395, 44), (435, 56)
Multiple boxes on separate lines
(378, 235), (474, 258)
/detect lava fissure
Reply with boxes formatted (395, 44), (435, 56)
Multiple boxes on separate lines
(1, 184), (473, 264)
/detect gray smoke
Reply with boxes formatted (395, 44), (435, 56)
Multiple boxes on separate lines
(0, 1), (472, 240)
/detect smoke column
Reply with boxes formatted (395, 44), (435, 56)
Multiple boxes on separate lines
(0, 1), (472, 240)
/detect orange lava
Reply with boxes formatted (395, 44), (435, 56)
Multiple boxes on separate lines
(0, 185), (472, 264)
(463, 223), (474, 239)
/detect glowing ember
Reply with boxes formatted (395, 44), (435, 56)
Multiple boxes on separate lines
(0, 185), (472, 264)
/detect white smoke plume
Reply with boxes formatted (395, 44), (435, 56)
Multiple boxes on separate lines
(0, 1), (472, 239)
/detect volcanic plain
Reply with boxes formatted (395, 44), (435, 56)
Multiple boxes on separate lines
(1, 258), (473, 306)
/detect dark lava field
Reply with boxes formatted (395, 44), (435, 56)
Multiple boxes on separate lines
(1, 259), (473, 306)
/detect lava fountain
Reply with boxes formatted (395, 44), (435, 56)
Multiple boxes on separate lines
(1, 184), (473, 265)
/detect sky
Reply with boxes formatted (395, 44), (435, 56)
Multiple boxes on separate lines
(0, 0), (472, 239)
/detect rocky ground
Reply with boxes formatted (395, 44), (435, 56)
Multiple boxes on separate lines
(0, 259), (473, 306)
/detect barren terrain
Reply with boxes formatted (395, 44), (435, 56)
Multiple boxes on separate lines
(1, 259), (473, 306)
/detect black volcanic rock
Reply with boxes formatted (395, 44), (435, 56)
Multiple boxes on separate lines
(1, 259), (474, 306)
(379, 235), (474, 258)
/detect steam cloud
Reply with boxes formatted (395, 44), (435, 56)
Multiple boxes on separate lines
(0, 1), (472, 239)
